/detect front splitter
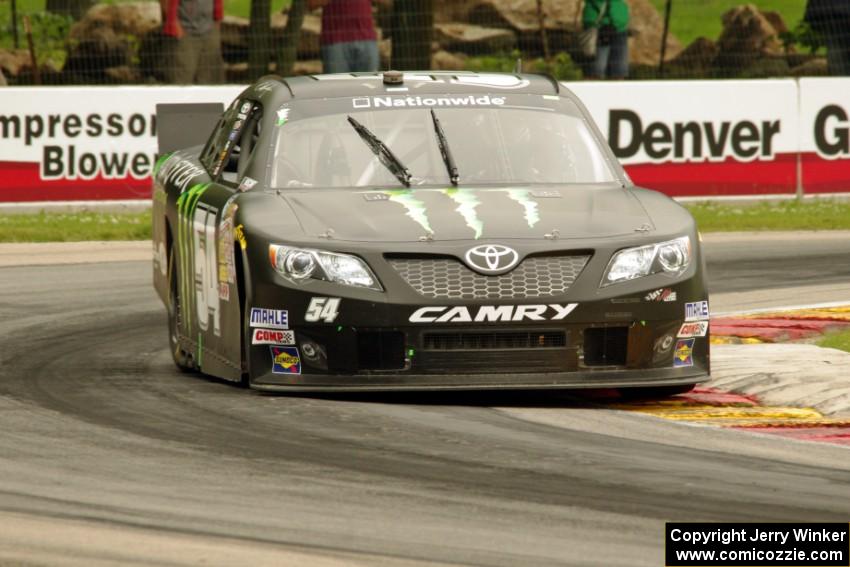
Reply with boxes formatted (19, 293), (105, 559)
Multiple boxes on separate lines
(250, 367), (708, 392)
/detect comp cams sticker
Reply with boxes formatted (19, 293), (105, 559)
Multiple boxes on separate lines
(250, 308), (288, 329)
(252, 328), (295, 345)
(684, 301), (709, 321)
(271, 346), (301, 374)
(678, 321), (708, 338)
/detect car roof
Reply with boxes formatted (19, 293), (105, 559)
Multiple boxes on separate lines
(243, 71), (574, 110)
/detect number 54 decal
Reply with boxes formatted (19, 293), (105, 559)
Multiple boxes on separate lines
(305, 298), (340, 323)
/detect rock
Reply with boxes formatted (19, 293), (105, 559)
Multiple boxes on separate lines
(70, 2), (161, 40)
(433, 0), (680, 64)
(668, 37), (717, 73)
(761, 10), (789, 35)
(715, 4), (784, 73)
(431, 0), (578, 54)
(789, 57), (828, 76)
(104, 65), (142, 83)
(738, 56), (790, 78)
(626, 0), (682, 66)
(292, 59), (322, 75)
(0, 49), (32, 77)
(222, 12), (326, 64)
(65, 2), (160, 83)
(434, 22), (516, 55)
(431, 49), (467, 70)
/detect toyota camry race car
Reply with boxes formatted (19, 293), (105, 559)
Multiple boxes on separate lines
(152, 71), (710, 393)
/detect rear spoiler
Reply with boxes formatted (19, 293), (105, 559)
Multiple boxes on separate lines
(155, 103), (224, 155)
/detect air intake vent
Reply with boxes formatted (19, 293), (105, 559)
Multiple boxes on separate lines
(583, 327), (628, 366)
(423, 330), (567, 351)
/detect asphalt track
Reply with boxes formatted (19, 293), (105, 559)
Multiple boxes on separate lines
(1, 233), (849, 566)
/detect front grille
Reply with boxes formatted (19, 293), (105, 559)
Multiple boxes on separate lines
(423, 331), (566, 350)
(388, 254), (590, 299)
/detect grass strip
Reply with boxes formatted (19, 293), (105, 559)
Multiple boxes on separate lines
(0, 211), (151, 242)
(687, 199), (850, 232)
(817, 329), (850, 354)
(647, 0), (805, 47)
(1, 199), (850, 242)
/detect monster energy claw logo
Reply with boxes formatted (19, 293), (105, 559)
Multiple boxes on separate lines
(175, 183), (210, 333)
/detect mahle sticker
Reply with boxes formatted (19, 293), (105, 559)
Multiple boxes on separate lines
(250, 308), (288, 329)
(678, 321), (708, 338)
(684, 301), (709, 321)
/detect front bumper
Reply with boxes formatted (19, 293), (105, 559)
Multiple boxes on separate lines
(247, 279), (711, 392)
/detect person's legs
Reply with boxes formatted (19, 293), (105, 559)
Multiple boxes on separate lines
(607, 31), (629, 79)
(589, 43), (610, 79)
(161, 35), (198, 84)
(195, 27), (225, 84)
(349, 40), (380, 72)
(322, 43), (351, 73)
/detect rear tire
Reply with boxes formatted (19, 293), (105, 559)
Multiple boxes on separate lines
(167, 245), (195, 372)
(619, 383), (696, 400)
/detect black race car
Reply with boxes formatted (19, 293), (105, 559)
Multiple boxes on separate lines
(152, 71), (710, 393)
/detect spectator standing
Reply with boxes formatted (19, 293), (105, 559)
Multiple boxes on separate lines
(160, 0), (225, 83)
(309, 0), (379, 73)
(582, 0), (630, 80)
(805, 0), (850, 76)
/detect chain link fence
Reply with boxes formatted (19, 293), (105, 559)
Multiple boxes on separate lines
(0, 0), (847, 85)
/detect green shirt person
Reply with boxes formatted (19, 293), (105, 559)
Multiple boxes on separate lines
(582, 0), (630, 79)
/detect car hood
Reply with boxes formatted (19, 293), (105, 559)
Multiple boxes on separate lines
(280, 185), (653, 242)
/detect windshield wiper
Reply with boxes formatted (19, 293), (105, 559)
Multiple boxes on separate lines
(430, 109), (459, 186)
(347, 115), (411, 188)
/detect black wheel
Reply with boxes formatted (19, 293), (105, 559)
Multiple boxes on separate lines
(619, 383), (696, 400)
(167, 245), (195, 372)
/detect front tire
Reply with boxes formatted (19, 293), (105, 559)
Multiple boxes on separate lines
(167, 245), (195, 372)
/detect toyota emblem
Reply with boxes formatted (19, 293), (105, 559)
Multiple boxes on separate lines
(464, 244), (520, 274)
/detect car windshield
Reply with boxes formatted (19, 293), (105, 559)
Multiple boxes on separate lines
(270, 95), (618, 189)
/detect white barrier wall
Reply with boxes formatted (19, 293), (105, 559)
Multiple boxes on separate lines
(798, 78), (850, 195)
(0, 79), (847, 202)
(569, 80), (800, 197)
(0, 86), (240, 202)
